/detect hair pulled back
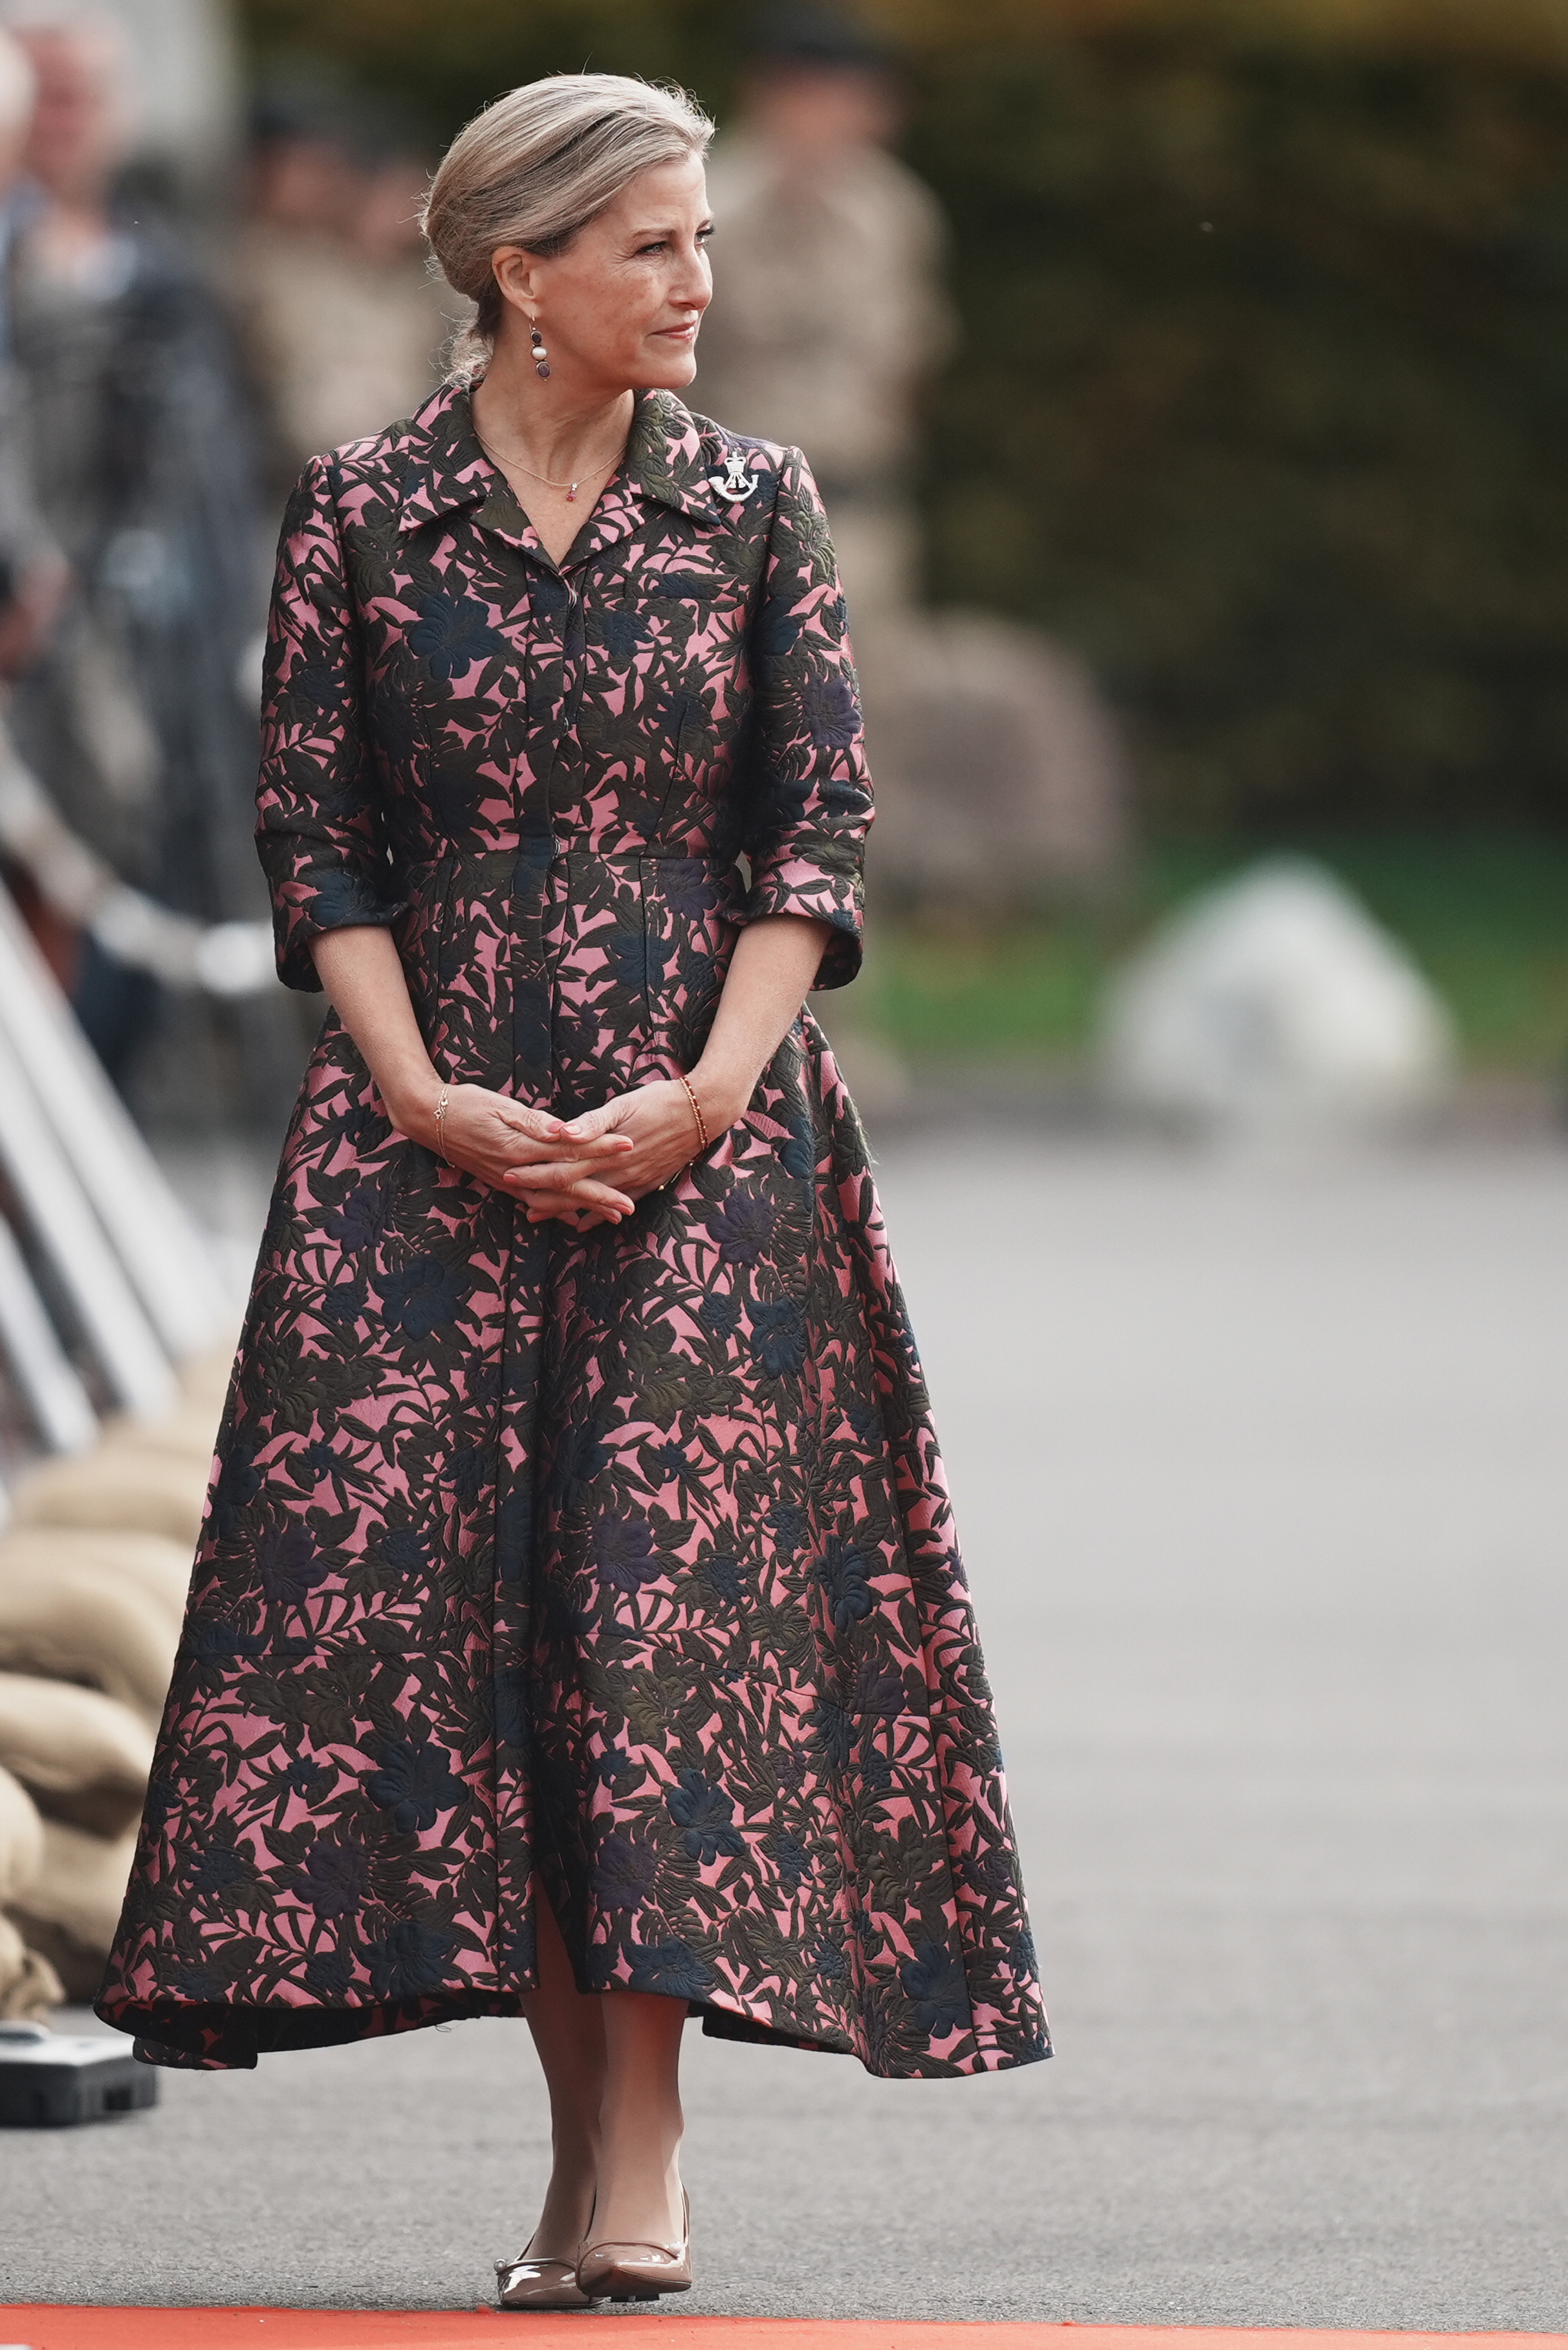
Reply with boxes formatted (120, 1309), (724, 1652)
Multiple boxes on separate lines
(423, 72), (713, 380)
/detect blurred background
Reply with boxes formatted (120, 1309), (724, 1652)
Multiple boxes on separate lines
(0, 1), (1565, 2322)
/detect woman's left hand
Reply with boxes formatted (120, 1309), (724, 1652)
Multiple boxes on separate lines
(506, 1077), (724, 1229)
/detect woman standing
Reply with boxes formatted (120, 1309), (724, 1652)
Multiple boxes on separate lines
(98, 74), (1049, 2308)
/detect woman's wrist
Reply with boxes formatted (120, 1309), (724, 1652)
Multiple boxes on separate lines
(382, 1066), (446, 1148)
(685, 1058), (752, 1139)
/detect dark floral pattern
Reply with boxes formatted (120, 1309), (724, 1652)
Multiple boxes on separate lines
(98, 385), (1049, 2081)
(294, 1838), (369, 1920)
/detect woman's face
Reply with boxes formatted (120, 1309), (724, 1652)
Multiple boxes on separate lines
(492, 154), (713, 395)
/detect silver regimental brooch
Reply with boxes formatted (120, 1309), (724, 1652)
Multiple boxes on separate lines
(711, 448), (760, 500)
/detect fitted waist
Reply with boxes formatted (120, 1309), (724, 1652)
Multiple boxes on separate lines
(397, 842), (739, 884)
(391, 837), (745, 1099)
(390, 850), (738, 902)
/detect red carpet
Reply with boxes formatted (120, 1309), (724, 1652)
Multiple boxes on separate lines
(2, 2320), (1565, 2349)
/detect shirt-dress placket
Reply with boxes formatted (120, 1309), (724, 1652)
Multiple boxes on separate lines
(505, 560), (578, 1104)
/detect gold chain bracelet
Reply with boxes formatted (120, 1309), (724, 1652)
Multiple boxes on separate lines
(433, 1083), (452, 1164)
(678, 1072), (708, 1154)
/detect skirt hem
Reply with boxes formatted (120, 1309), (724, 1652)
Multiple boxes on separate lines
(99, 1981), (1052, 2080)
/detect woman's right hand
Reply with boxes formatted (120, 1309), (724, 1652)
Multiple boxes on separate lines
(400, 1082), (637, 1223)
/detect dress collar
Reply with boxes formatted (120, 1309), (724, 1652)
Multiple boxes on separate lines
(395, 380), (723, 547)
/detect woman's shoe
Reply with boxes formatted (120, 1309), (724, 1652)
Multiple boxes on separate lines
(576, 2189), (691, 2302)
(495, 2245), (600, 2311)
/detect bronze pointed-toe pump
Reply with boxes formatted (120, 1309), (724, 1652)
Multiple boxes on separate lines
(575, 2188), (691, 2302)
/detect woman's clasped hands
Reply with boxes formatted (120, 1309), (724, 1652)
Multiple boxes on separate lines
(431, 1077), (717, 1233)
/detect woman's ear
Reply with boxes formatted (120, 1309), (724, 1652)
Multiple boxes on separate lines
(491, 246), (543, 319)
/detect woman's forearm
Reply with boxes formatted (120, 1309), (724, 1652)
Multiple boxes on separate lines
(689, 914), (832, 1132)
(309, 926), (443, 1145)
(311, 910), (831, 1161)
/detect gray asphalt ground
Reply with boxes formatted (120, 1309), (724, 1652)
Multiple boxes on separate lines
(5, 1130), (1567, 2325)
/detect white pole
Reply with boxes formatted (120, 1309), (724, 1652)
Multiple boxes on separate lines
(0, 883), (231, 1356)
(0, 1020), (177, 1417)
(0, 1214), (98, 1453)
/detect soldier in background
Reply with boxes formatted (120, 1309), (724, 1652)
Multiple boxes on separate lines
(698, 8), (1127, 926)
(698, 10), (952, 628)
(237, 85), (453, 504)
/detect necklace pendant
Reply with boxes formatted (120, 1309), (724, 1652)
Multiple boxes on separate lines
(566, 483), (578, 501)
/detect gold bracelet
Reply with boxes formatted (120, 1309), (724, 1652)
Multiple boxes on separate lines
(433, 1083), (451, 1164)
(678, 1071), (708, 1154)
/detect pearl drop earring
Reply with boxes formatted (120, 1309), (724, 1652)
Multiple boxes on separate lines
(530, 324), (550, 380)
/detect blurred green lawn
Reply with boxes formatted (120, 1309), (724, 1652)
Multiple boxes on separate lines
(869, 828), (1568, 1073)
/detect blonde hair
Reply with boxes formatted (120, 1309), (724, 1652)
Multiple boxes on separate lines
(423, 72), (713, 380)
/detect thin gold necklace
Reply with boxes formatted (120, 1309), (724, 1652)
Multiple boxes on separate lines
(474, 424), (627, 504)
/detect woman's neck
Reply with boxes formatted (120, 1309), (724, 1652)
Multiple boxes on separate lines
(470, 339), (634, 484)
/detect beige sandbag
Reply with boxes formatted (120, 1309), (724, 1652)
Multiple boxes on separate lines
(0, 1673), (153, 1838)
(8, 1819), (136, 2002)
(0, 1555), (178, 1719)
(0, 1761), (45, 1905)
(10, 1447), (210, 1545)
(0, 1909), (65, 2019)
(98, 1395), (223, 1469)
(0, 1526), (193, 1622)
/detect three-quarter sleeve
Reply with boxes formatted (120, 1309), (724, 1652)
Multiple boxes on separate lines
(741, 448), (873, 989)
(255, 455), (402, 992)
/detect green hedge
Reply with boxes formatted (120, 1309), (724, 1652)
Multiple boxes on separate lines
(908, 23), (1568, 833)
(238, 1), (1568, 833)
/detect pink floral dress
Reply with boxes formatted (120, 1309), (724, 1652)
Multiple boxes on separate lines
(98, 384), (1050, 2080)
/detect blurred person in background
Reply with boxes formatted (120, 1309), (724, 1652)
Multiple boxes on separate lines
(0, 25), (74, 982)
(0, 31), (67, 688)
(0, 0), (264, 1082)
(238, 83), (454, 505)
(697, 6), (952, 628)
